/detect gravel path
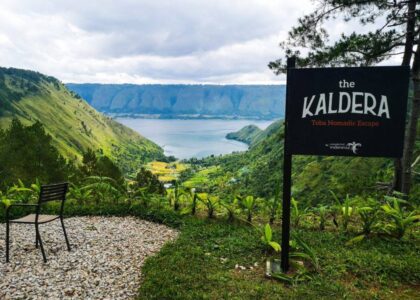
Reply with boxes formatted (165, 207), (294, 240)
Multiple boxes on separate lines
(0, 216), (178, 299)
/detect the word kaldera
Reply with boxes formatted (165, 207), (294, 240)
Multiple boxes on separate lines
(301, 92), (390, 119)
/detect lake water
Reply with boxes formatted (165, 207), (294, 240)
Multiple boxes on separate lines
(116, 118), (275, 159)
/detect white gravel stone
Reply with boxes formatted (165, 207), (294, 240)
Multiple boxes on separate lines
(0, 216), (178, 299)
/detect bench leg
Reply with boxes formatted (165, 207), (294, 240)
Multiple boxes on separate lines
(6, 221), (10, 263)
(35, 233), (39, 248)
(35, 225), (47, 263)
(60, 218), (71, 251)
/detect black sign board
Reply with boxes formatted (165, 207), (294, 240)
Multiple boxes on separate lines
(280, 61), (410, 273)
(287, 66), (409, 158)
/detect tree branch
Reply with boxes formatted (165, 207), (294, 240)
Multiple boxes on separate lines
(412, 154), (420, 168)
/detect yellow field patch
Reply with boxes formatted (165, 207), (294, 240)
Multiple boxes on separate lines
(147, 161), (188, 182)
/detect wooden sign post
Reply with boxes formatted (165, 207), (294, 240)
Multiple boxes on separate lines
(280, 57), (295, 272)
(280, 58), (410, 272)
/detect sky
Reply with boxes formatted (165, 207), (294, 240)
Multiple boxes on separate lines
(0, 0), (400, 85)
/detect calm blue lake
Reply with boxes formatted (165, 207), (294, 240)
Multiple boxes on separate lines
(116, 118), (275, 159)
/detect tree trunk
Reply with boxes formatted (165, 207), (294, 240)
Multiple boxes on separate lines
(401, 0), (417, 66)
(401, 43), (420, 195)
(393, 0), (417, 193)
(393, 159), (402, 192)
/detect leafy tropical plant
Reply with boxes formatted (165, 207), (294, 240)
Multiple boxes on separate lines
(182, 188), (199, 215)
(135, 167), (165, 195)
(30, 179), (42, 196)
(331, 192), (354, 232)
(345, 198), (381, 246)
(271, 234), (319, 284)
(260, 223), (281, 252)
(314, 205), (329, 231)
(198, 193), (219, 218)
(8, 180), (34, 203)
(220, 197), (238, 222)
(238, 195), (256, 222)
(357, 198), (380, 235)
(167, 181), (184, 211)
(381, 196), (420, 239)
(0, 180), (37, 212)
(340, 198), (354, 232)
(271, 270), (312, 285)
(68, 183), (93, 206)
(0, 181), (34, 206)
(122, 181), (137, 206)
(149, 194), (167, 210)
(290, 234), (320, 272)
(291, 198), (309, 228)
(82, 176), (121, 204)
(190, 189), (198, 215)
(345, 234), (366, 246)
(0, 191), (13, 209)
(134, 186), (152, 208)
(266, 184), (281, 224)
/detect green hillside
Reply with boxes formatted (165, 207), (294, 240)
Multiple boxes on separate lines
(226, 121), (283, 146)
(226, 124), (262, 145)
(186, 120), (420, 204)
(0, 67), (164, 174)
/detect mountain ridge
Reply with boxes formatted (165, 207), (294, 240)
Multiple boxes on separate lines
(0, 67), (164, 174)
(66, 83), (285, 119)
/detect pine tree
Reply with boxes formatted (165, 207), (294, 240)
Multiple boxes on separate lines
(0, 119), (70, 187)
(270, 0), (419, 195)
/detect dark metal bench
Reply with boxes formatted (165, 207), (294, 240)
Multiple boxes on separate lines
(5, 182), (71, 263)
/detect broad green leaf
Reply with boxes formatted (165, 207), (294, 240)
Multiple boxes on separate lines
(264, 224), (272, 242)
(269, 241), (281, 252)
(345, 235), (365, 246)
(2, 199), (11, 208)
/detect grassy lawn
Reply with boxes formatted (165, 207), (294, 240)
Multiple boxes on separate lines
(138, 217), (420, 300)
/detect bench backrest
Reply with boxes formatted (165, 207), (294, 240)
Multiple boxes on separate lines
(37, 183), (69, 216)
(39, 183), (68, 203)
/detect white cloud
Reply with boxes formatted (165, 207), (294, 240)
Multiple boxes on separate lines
(0, 0), (391, 84)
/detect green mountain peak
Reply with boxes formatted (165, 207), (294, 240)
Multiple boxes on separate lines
(0, 67), (164, 174)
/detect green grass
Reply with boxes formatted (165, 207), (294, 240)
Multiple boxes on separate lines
(183, 166), (220, 188)
(137, 217), (420, 300)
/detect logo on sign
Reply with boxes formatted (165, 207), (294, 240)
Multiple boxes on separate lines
(325, 142), (362, 154)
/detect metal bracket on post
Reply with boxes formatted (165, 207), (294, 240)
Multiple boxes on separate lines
(281, 56), (296, 273)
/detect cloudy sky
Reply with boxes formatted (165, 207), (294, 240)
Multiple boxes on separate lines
(0, 0), (396, 84)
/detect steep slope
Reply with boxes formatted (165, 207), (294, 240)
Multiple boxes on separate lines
(226, 125), (262, 145)
(231, 120), (391, 201)
(66, 84), (285, 119)
(226, 121), (283, 146)
(0, 67), (164, 174)
(190, 120), (420, 205)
